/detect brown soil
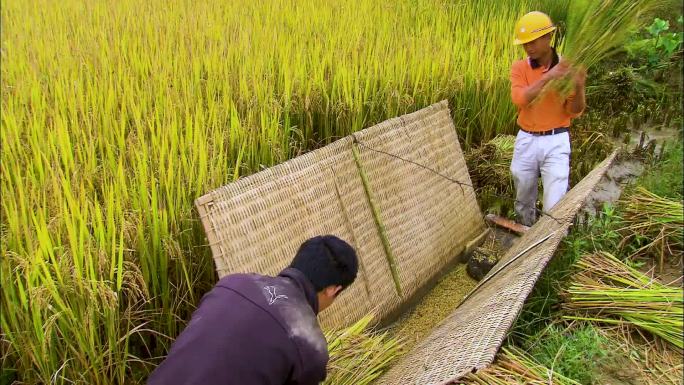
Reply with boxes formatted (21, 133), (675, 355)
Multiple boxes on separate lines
(595, 356), (650, 385)
(637, 257), (684, 287)
(598, 328), (684, 385)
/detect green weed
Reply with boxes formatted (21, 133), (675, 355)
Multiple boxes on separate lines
(637, 141), (683, 200)
(524, 323), (610, 385)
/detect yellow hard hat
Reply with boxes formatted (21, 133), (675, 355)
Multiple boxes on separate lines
(514, 11), (556, 45)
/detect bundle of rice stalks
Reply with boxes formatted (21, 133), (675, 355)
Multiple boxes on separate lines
(458, 346), (581, 385)
(324, 315), (404, 385)
(466, 135), (515, 194)
(563, 252), (683, 349)
(619, 186), (683, 259)
(545, 0), (663, 98)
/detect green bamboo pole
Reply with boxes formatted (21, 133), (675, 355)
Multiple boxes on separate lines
(331, 166), (372, 298)
(351, 140), (402, 297)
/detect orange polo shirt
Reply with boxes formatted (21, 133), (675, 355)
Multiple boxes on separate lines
(510, 58), (582, 132)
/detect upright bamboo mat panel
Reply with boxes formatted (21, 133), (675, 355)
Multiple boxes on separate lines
(377, 150), (618, 385)
(195, 101), (485, 329)
(350, 105), (484, 305)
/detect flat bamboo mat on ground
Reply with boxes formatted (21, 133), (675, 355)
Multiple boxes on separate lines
(195, 101), (485, 329)
(377, 150), (618, 385)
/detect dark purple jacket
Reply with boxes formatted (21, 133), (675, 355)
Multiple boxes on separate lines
(147, 268), (328, 385)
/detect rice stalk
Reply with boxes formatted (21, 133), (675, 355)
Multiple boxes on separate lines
(618, 186), (683, 258)
(597, 325), (683, 385)
(324, 315), (404, 385)
(458, 345), (581, 385)
(543, 0), (663, 98)
(562, 252), (683, 349)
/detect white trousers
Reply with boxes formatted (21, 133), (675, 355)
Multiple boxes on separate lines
(510, 130), (570, 226)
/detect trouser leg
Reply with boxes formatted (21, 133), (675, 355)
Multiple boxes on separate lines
(511, 131), (539, 226)
(540, 132), (571, 212)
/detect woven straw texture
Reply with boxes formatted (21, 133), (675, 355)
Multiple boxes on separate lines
(377, 150), (618, 385)
(195, 100), (484, 329)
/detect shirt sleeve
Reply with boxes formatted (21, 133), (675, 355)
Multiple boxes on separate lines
(510, 61), (529, 108)
(289, 344), (328, 385)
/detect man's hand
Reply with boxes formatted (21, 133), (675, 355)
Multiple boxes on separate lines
(567, 65), (586, 114)
(573, 66), (587, 89)
(543, 60), (570, 81)
(521, 61), (568, 105)
(515, 60), (585, 107)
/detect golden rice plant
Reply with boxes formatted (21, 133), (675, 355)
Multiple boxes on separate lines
(1, 0), (569, 383)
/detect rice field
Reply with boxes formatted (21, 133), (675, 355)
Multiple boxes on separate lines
(9, 0), (657, 383)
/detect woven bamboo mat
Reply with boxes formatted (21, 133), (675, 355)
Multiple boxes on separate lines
(195, 101), (485, 329)
(377, 150), (618, 385)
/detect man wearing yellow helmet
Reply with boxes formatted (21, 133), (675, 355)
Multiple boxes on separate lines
(509, 11), (586, 226)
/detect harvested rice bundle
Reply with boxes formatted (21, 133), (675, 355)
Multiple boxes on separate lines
(619, 186), (683, 258)
(458, 346), (581, 385)
(544, 0), (663, 98)
(324, 315), (404, 385)
(563, 252), (683, 349)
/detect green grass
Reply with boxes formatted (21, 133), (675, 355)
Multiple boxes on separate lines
(524, 324), (610, 385)
(637, 141), (683, 200)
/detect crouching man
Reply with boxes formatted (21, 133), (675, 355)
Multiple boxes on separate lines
(147, 235), (359, 385)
